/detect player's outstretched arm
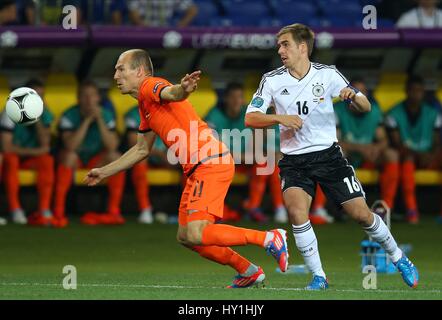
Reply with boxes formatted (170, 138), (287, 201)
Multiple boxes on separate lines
(84, 131), (156, 186)
(339, 87), (371, 113)
(160, 71), (202, 102)
(245, 112), (303, 130)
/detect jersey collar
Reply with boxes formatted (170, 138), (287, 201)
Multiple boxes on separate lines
(288, 62), (312, 82)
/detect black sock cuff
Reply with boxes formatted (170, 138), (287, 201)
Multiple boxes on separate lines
(363, 214), (381, 232)
(292, 222), (312, 234)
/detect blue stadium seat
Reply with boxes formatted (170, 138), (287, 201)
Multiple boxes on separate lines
(225, 1), (271, 26)
(317, 0), (359, 6)
(320, 17), (359, 27)
(225, 15), (265, 27)
(276, 13), (315, 26)
(209, 17), (234, 27)
(270, 0), (317, 17)
(191, 1), (220, 26)
(320, 0), (362, 20)
(359, 0), (383, 6)
(258, 17), (321, 28)
(377, 18), (395, 28)
(258, 18), (283, 27)
(221, 0), (270, 24)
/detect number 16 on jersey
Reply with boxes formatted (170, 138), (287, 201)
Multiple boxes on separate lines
(296, 101), (309, 115)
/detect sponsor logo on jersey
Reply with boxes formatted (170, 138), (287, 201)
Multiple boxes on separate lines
(280, 88), (290, 95)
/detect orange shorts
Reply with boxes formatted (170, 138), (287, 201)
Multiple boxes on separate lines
(178, 153), (235, 226)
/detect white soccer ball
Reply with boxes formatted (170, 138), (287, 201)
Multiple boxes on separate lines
(5, 87), (43, 125)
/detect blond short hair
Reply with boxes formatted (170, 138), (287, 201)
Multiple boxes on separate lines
(277, 23), (315, 56)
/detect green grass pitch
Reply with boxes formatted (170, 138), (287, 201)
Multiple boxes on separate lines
(0, 217), (441, 300)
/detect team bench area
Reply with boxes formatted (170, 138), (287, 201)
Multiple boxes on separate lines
(17, 168), (442, 187)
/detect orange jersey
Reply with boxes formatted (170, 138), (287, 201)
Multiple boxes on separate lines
(138, 76), (228, 175)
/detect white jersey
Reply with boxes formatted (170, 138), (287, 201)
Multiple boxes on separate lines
(246, 62), (350, 155)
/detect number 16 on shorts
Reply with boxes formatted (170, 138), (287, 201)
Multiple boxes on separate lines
(343, 176), (362, 194)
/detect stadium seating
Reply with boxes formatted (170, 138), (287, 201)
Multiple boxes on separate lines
(377, 18), (395, 28)
(44, 73), (78, 132)
(244, 72), (262, 103)
(17, 168), (442, 187)
(191, 1), (220, 27)
(373, 72), (407, 112)
(187, 76), (218, 119)
(221, 0), (270, 27)
(437, 81), (442, 105)
(108, 85), (137, 134)
(318, 0), (362, 25)
(0, 75), (10, 112)
(271, 1), (317, 19)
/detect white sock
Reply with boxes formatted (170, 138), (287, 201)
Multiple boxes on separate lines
(264, 232), (274, 247)
(240, 264), (259, 277)
(292, 221), (326, 278)
(363, 213), (403, 263)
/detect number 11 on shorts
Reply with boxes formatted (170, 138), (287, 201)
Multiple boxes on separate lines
(343, 176), (361, 194)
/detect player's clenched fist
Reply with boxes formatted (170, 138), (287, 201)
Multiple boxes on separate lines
(180, 70), (202, 93)
(84, 168), (105, 186)
(339, 87), (356, 101)
(277, 114), (303, 130)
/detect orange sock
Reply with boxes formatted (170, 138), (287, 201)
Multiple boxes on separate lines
(131, 162), (151, 210)
(269, 168), (284, 208)
(380, 162), (399, 209)
(107, 171), (126, 215)
(36, 154), (54, 211)
(312, 185), (326, 211)
(401, 161), (417, 211)
(201, 224), (266, 247)
(53, 164), (73, 218)
(192, 246), (251, 274)
(247, 163), (268, 209)
(3, 153), (21, 211)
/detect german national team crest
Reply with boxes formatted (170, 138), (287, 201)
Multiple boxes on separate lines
(312, 83), (325, 97)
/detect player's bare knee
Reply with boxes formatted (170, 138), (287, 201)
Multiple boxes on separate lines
(351, 208), (373, 226)
(59, 150), (78, 167)
(285, 203), (309, 224)
(186, 228), (203, 246)
(176, 227), (189, 246)
(186, 220), (212, 245)
(176, 233), (188, 246)
(384, 148), (399, 162)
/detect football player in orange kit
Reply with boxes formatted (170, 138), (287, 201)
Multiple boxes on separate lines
(84, 49), (289, 288)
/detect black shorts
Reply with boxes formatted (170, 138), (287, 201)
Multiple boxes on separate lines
(278, 143), (365, 207)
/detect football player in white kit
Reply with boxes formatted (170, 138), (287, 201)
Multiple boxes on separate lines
(245, 23), (419, 290)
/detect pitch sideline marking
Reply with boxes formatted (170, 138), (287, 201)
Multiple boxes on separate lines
(0, 282), (440, 294)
